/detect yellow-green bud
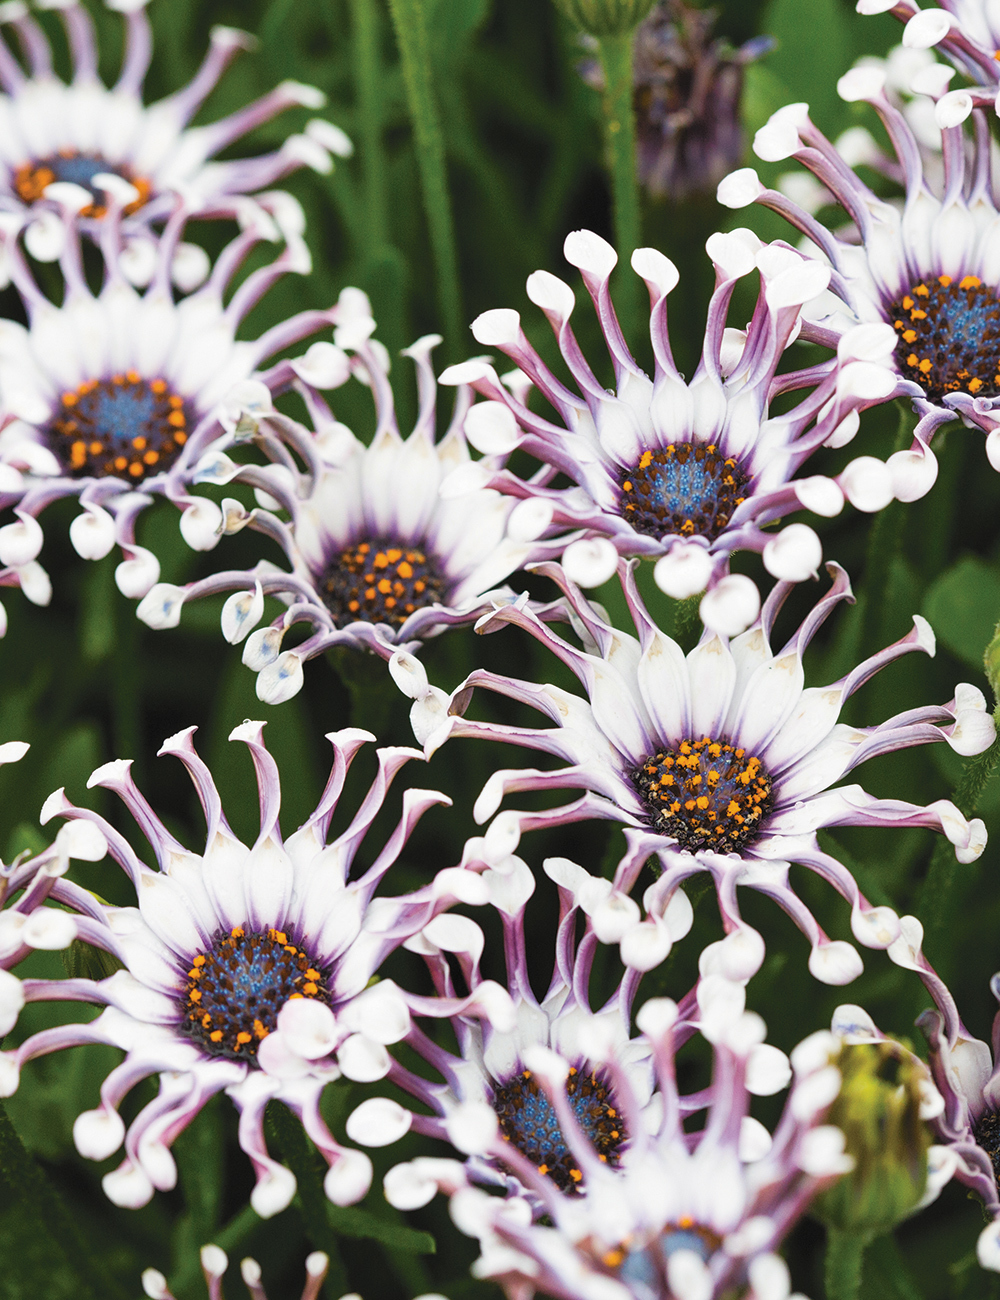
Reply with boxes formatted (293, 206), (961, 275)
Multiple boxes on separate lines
(551, 0), (656, 37)
(814, 1041), (931, 1240)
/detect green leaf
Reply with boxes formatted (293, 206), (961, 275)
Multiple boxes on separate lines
(427, 0), (490, 45)
(5, 822), (48, 861)
(326, 1201), (436, 1254)
(758, 0), (851, 134)
(921, 555), (1000, 672)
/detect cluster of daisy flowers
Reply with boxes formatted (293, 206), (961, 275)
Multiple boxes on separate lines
(3, 0), (1000, 1297)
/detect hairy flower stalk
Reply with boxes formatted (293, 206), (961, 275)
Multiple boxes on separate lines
(443, 227), (898, 636)
(0, 724), (510, 1216)
(581, 1), (773, 202)
(137, 290), (569, 703)
(397, 560), (993, 985)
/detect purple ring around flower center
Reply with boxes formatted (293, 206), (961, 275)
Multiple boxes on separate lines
(633, 736), (773, 853)
(178, 924), (330, 1066)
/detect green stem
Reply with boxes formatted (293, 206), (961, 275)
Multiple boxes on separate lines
(168, 1204), (261, 1296)
(916, 735), (1000, 962)
(0, 1101), (122, 1300)
(266, 1102), (349, 1298)
(671, 592), (702, 647)
(113, 591), (143, 785)
(986, 615), (1000, 705)
(825, 1226), (867, 1300)
(595, 31), (641, 333)
(349, 0), (389, 252)
(329, 646), (402, 740)
(386, 0), (462, 353)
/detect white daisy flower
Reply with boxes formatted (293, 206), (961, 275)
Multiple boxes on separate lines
(407, 559), (992, 986)
(438, 227), (897, 635)
(720, 63), (1000, 489)
(0, 722), (504, 1217)
(136, 294), (569, 703)
(384, 997), (847, 1300)
(0, 190), (328, 616)
(0, 0), (348, 262)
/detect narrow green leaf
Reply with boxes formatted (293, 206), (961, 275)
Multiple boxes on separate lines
(0, 1100), (127, 1300)
(386, 0), (463, 354)
(326, 1201), (436, 1254)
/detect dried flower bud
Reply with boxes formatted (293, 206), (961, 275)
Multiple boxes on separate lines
(582, 1), (772, 199)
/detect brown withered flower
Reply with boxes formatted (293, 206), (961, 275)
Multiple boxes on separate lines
(582, 0), (772, 201)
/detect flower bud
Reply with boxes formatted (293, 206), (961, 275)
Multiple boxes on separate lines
(813, 1040), (932, 1238)
(552, 0), (655, 36)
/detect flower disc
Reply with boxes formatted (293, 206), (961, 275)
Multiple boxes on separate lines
(633, 736), (773, 852)
(48, 373), (191, 480)
(492, 1064), (625, 1192)
(890, 274), (1000, 402)
(620, 444), (749, 541)
(15, 151), (150, 218)
(179, 926), (330, 1065)
(321, 538), (447, 629)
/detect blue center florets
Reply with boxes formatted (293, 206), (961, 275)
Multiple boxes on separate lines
(610, 1222), (722, 1290)
(179, 926), (330, 1065)
(492, 1065), (624, 1192)
(890, 274), (1000, 403)
(14, 151), (150, 217)
(48, 373), (191, 481)
(620, 443), (749, 542)
(13, 150), (149, 217)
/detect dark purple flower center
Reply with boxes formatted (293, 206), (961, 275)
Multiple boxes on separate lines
(179, 925), (329, 1066)
(15, 151), (150, 217)
(320, 538), (447, 629)
(492, 1065), (625, 1192)
(47, 373), (191, 481)
(890, 274), (1000, 403)
(633, 736), (773, 853)
(620, 443), (749, 542)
